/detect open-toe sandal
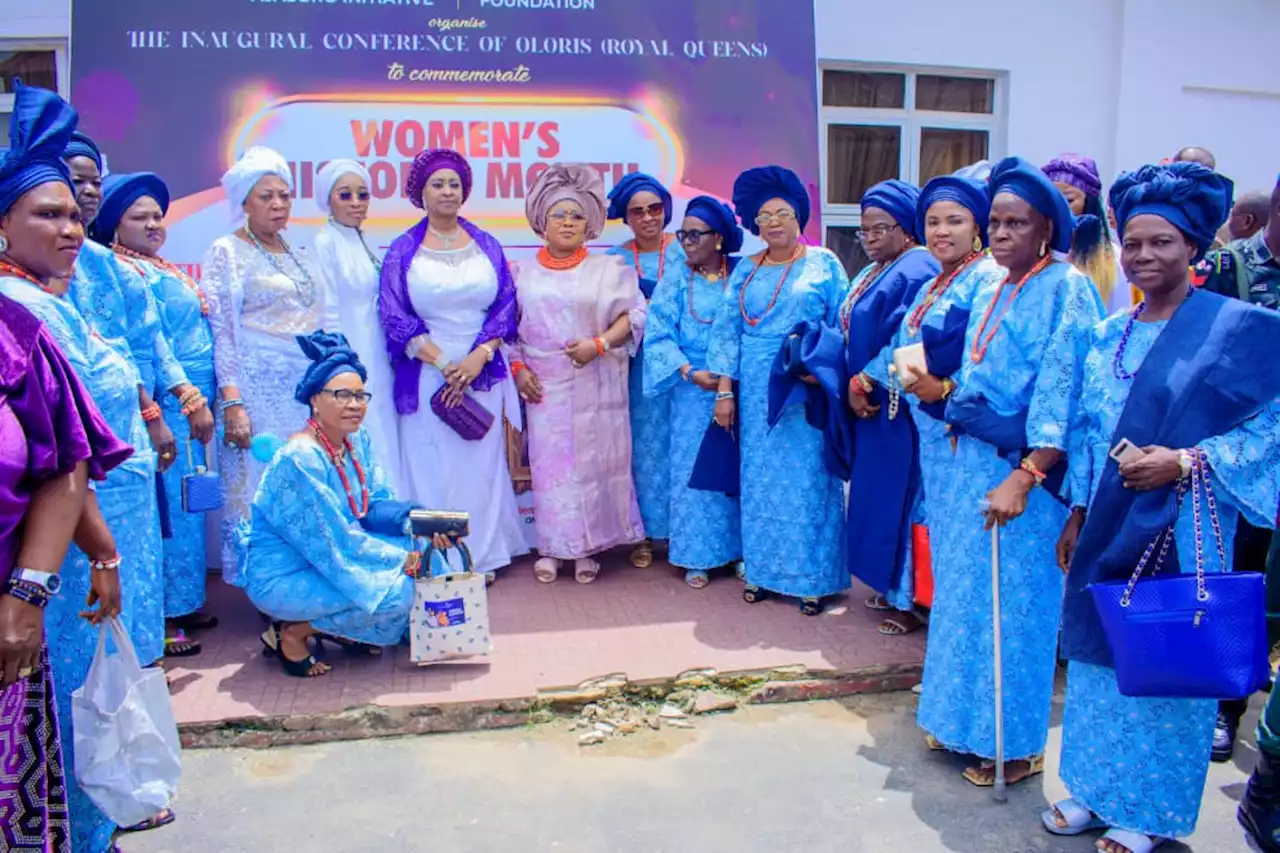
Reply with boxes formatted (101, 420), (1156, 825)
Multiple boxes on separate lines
(1040, 798), (1105, 836)
(743, 584), (771, 604)
(684, 570), (709, 589)
(574, 558), (600, 584)
(630, 542), (654, 569)
(534, 557), (559, 584)
(163, 631), (201, 658)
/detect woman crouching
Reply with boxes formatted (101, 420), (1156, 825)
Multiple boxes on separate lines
(241, 331), (448, 677)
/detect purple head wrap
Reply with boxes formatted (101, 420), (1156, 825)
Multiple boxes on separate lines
(525, 163), (607, 240)
(406, 148), (472, 208)
(1042, 153), (1102, 198)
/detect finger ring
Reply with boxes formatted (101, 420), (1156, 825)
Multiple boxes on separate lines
(16, 666), (33, 679)
(161, 452), (173, 460)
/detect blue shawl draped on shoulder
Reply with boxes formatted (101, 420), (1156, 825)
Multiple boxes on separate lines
(768, 322), (852, 479)
(1061, 291), (1280, 666)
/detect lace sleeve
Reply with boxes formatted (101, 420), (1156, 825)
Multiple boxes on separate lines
(201, 239), (242, 391)
(1025, 273), (1102, 451)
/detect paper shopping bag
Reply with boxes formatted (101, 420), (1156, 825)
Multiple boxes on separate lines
(410, 567), (492, 665)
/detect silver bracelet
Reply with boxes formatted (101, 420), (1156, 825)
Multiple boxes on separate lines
(219, 398), (243, 413)
(714, 391), (735, 401)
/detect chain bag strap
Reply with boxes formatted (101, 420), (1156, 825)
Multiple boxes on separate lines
(1089, 449), (1269, 699)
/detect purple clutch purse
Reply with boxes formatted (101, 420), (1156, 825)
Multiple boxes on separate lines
(430, 385), (495, 441)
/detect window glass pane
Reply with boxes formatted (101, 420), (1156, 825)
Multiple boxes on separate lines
(827, 124), (901, 205)
(826, 227), (871, 279)
(0, 51), (57, 94)
(822, 70), (905, 109)
(919, 128), (989, 184)
(915, 75), (994, 114)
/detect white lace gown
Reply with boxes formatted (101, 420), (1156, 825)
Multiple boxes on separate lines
(313, 221), (404, 493)
(202, 234), (323, 582)
(400, 242), (528, 574)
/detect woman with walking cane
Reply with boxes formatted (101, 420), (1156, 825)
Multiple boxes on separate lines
(914, 157), (1100, 788)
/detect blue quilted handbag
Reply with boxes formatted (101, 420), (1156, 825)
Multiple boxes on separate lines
(180, 440), (224, 514)
(1088, 452), (1269, 700)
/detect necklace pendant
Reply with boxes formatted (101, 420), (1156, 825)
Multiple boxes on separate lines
(705, 272), (720, 283)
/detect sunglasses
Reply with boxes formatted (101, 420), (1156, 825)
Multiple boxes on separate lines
(337, 189), (371, 202)
(677, 228), (716, 244)
(627, 202), (665, 220)
(754, 209), (797, 225)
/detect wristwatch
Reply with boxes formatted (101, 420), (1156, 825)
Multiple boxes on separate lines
(9, 568), (61, 597)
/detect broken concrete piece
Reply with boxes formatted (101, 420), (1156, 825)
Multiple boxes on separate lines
(659, 704), (687, 720)
(578, 731), (606, 746)
(664, 718), (695, 729)
(693, 692), (738, 715)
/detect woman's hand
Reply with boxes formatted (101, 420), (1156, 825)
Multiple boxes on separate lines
(564, 339), (599, 368)
(224, 405), (253, 450)
(848, 388), (880, 419)
(690, 371), (719, 391)
(905, 367), (948, 404)
(431, 533), (454, 551)
(983, 470), (1036, 529)
(148, 418), (177, 472)
(187, 402), (216, 445)
(799, 373), (819, 385)
(444, 350), (488, 400)
(81, 567), (122, 625)
(713, 397), (735, 430)
(0, 595), (43, 689)
(516, 369), (543, 404)
(1057, 508), (1086, 573)
(1119, 446), (1183, 491)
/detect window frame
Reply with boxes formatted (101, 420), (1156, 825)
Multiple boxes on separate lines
(817, 63), (1007, 240)
(0, 40), (69, 115)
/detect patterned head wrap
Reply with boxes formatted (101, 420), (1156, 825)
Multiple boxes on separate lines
(405, 148), (472, 209)
(525, 163), (607, 240)
(1042, 153), (1103, 198)
(1109, 162), (1234, 262)
(220, 146), (293, 223)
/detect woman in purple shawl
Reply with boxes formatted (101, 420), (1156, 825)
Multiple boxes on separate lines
(378, 148), (527, 582)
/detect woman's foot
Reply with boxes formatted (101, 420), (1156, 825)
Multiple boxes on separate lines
(630, 541), (654, 569)
(800, 597), (823, 616)
(684, 569), (709, 589)
(163, 630), (201, 658)
(732, 561), (745, 581)
(1095, 828), (1167, 853)
(961, 754), (1045, 787)
(1041, 798), (1105, 836)
(171, 612), (219, 632)
(485, 571), (497, 587)
(924, 733), (946, 752)
(864, 594), (892, 612)
(878, 610), (926, 636)
(278, 622), (330, 678)
(743, 584), (771, 604)
(574, 558), (600, 584)
(118, 808), (176, 834)
(534, 557), (560, 584)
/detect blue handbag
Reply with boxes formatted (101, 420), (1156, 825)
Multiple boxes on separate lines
(180, 440), (224, 514)
(1088, 451), (1270, 700)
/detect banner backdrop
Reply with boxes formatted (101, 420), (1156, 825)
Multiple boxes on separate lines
(69, 0), (821, 267)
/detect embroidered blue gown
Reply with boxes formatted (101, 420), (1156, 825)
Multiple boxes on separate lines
(1056, 314), (1280, 839)
(0, 274), (162, 853)
(864, 256), (1005, 610)
(914, 261), (1099, 760)
(707, 247), (850, 599)
(135, 258), (217, 618)
(241, 428), (416, 645)
(606, 238), (685, 541)
(642, 261), (741, 571)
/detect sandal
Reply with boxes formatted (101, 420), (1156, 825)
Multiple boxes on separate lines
(485, 571), (497, 587)
(732, 561), (745, 581)
(878, 611), (926, 636)
(313, 631), (382, 657)
(924, 733), (946, 752)
(800, 597), (823, 616)
(684, 570), (709, 589)
(1096, 828), (1168, 853)
(275, 622), (331, 678)
(743, 585), (771, 604)
(961, 753), (1045, 787)
(172, 612), (219, 632)
(630, 542), (654, 569)
(574, 558), (600, 584)
(163, 631), (201, 658)
(119, 808), (176, 833)
(865, 594), (892, 612)
(534, 557), (559, 584)
(1040, 798), (1105, 836)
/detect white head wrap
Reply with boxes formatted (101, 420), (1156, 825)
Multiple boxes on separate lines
(220, 145), (293, 222)
(315, 159), (371, 216)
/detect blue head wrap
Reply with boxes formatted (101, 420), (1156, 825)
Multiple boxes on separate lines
(732, 166), (810, 236)
(953, 160), (992, 182)
(988, 156), (1076, 254)
(62, 131), (103, 173)
(293, 331), (368, 405)
(916, 174), (991, 247)
(862, 179), (923, 242)
(684, 195), (744, 255)
(89, 172), (169, 245)
(1108, 162), (1234, 263)
(0, 81), (78, 217)
(606, 172), (673, 227)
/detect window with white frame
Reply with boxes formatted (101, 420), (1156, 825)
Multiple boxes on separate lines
(0, 43), (69, 133)
(819, 66), (1004, 276)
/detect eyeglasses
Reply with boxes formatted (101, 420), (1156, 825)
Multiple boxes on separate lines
(754, 209), (797, 225)
(321, 389), (373, 406)
(627, 202), (665, 220)
(676, 228), (716, 244)
(337, 189), (370, 202)
(858, 223), (901, 242)
(548, 211), (587, 224)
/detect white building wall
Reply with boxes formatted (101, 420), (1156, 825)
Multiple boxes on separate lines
(0, 0), (69, 40)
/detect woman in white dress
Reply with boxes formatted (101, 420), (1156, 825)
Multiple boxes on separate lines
(203, 146), (324, 581)
(311, 159), (403, 491)
(378, 148), (527, 582)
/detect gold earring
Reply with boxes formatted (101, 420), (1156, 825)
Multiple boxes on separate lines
(972, 234), (982, 253)
(716, 240), (722, 251)
(1039, 240), (1048, 257)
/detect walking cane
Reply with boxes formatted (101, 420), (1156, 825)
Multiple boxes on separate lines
(990, 520), (1007, 804)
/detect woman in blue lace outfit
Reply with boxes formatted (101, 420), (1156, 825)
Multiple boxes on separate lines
(642, 196), (743, 588)
(1048, 164), (1280, 853)
(605, 173), (685, 569)
(707, 166), (849, 615)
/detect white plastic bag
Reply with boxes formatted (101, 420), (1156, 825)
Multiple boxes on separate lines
(71, 617), (182, 827)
